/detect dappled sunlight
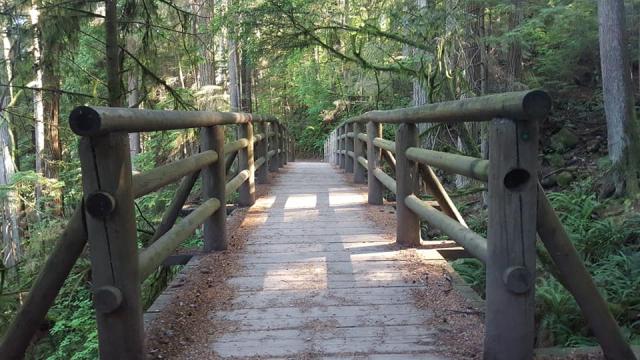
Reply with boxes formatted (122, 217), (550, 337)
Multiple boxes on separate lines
(328, 192), (367, 207)
(253, 195), (277, 209)
(262, 258), (327, 290)
(284, 194), (317, 209)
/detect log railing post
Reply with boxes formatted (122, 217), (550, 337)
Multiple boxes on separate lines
(353, 122), (366, 184)
(201, 125), (227, 251)
(78, 133), (144, 359)
(256, 122), (269, 183)
(283, 128), (289, 165)
(395, 123), (421, 246)
(485, 117), (538, 359)
(366, 121), (384, 204)
(268, 123), (278, 173)
(337, 125), (344, 169)
(290, 137), (296, 162)
(277, 122), (284, 168)
(238, 121), (255, 206)
(334, 129), (340, 166)
(345, 123), (354, 173)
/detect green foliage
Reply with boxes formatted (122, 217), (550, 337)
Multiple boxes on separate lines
(452, 179), (640, 347)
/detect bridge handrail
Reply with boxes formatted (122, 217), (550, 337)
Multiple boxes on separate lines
(324, 90), (636, 360)
(0, 107), (294, 359)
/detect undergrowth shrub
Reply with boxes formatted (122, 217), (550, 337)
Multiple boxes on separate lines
(451, 179), (640, 347)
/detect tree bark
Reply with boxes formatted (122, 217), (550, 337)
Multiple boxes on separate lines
(41, 13), (63, 216)
(0, 22), (20, 268)
(228, 39), (241, 112)
(105, 0), (122, 107)
(126, 37), (140, 165)
(240, 52), (252, 113)
(597, 0), (640, 196)
(30, 2), (45, 213)
(507, 0), (523, 87)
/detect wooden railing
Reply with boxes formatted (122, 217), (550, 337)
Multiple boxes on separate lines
(324, 90), (636, 360)
(0, 107), (293, 359)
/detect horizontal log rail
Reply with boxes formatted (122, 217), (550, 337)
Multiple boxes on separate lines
(133, 151), (219, 198)
(406, 147), (488, 181)
(405, 195), (487, 262)
(69, 106), (279, 136)
(372, 137), (395, 153)
(324, 90), (636, 360)
(372, 168), (396, 194)
(138, 198), (221, 280)
(0, 107), (294, 360)
(347, 90), (551, 124)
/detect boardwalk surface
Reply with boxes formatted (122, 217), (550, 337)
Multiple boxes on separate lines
(207, 162), (445, 359)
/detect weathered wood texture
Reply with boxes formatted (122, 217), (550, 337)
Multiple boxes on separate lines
(256, 123), (269, 184)
(268, 123), (279, 173)
(201, 126), (227, 251)
(345, 123), (354, 173)
(0, 207), (86, 359)
(366, 122), (384, 205)
(353, 122), (366, 183)
(537, 183), (637, 360)
(485, 118), (538, 360)
(189, 162), (446, 359)
(395, 123), (421, 246)
(418, 164), (468, 227)
(149, 171), (200, 243)
(238, 122), (256, 206)
(79, 133), (144, 359)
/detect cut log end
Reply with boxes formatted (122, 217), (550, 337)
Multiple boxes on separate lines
(522, 90), (552, 120)
(69, 106), (102, 136)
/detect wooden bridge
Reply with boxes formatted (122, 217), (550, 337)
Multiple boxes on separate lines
(0, 91), (637, 360)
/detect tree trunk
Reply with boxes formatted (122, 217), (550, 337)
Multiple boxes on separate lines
(228, 39), (240, 112)
(42, 12), (63, 216)
(507, 0), (523, 88)
(30, 2), (45, 213)
(240, 52), (252, 113)
(193, 0), (216, 89)
(0, 23), (20, 269)
(597, 0), (640, 196)
(105, 0), (122, 107)
(126, 37), (140, 166)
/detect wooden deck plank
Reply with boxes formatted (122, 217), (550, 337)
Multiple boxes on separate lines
(149, 162), (448, 359)
(209, 162), (443, 358)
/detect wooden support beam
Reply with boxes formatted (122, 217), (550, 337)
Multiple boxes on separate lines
(79, 133), (144, 359)
(353, 122), (366, 184)
(0, 207), (87, 359)
(484, 117), (538, 360)
(417, 164), (467, 227)
(395, 123), (421, 247)
(405, 195), (488, 262)
(381, 150), (396, 175)
(537, 183), (637, 360)
(201, 125), (227, 252)
(149, 171), (200, 244)
(138, 198), (220, 280)
(238, 122), (256, 206)
(366, 122), (384, 205)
